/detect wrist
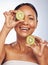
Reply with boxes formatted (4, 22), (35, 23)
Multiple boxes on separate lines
(4, 22), (12, 29)
(3, 22), (12, 32)
(39, 60), (46, 65)
(38, 56), (46, 65)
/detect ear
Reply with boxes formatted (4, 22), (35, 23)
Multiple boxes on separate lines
(36, 20), (38, 28)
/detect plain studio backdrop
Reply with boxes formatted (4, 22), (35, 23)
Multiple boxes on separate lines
(0, 0), (48, 44)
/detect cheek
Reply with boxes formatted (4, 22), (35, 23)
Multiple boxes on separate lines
(14, 26), (18, 31)
(29, 22), (37, 28)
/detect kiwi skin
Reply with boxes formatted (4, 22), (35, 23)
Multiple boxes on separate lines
(26, 35), (35, 45)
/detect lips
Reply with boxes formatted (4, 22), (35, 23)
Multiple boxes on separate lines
(19, 26), (30, 31)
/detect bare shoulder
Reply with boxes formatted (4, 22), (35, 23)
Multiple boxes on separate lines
(4, 41), (16, 51)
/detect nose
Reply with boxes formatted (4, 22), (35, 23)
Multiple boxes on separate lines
(23, 16), (28, 25)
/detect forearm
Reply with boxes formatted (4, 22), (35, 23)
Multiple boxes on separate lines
(0, 24), (10, 54)
(1, 24), (11, 41)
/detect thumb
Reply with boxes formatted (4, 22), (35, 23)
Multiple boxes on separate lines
(13, 20), (24, 27)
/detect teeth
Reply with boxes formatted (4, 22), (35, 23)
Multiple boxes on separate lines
(20, 27), (28, 30)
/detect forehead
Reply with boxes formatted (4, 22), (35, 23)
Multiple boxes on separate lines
(18, 5), (36, 16)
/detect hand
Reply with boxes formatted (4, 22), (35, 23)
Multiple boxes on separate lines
(3, 10), (24, 29)
(26, 36), (48, 64)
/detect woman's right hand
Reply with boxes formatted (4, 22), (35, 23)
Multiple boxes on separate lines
(3, 10), (23, 30)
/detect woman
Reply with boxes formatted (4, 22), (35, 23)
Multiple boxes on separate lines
(0, 3), (48, 65)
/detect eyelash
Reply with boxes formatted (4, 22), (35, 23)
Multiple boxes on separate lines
(29, 18), (34, 20)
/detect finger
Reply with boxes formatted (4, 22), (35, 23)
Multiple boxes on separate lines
(3, 11), (8, 16)
(3, 12), (10, 20)
(16, 20), (24, 23)
(30, 43), (43, 57)
(39, 43), (45, 56)
(13, 20), (24, 27)
(31, 45), (41, 56)
(26, 41), (37, 48)
(43, 40), (48, 47)
(9, 10), (17, 14)
(4, 11), (11, 17)
(4, 11), (14, 17)
(26, 43), (35, 48)
(26, 44), (37, 56)
(35, 36), (43, 46)
(39, 41), (48, 48)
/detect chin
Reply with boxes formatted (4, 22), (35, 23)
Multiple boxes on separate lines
(19, 34), (28, 37)
(18, 33), (32, 38)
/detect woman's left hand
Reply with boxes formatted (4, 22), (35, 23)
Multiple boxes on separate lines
(26, 37), (48, 64)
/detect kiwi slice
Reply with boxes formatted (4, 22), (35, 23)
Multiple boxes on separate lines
(26, 35), (35, 45)
(16, 10), (24, 20)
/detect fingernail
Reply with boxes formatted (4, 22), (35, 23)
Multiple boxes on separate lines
(46, 44), (48, 47)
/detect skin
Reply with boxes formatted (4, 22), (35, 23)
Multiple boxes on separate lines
(0, 5), (48, 65)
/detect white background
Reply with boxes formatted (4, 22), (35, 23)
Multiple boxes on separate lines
(0, 0), (48, 43)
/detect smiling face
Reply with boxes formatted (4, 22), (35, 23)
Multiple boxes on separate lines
(15, 5), (38, 37)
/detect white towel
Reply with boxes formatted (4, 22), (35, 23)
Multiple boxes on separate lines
(3, 60), (38, 65)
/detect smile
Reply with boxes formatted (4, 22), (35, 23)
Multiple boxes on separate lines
(19, 27), (30, 31)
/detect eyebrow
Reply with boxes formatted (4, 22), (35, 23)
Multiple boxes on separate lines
(28, 15), (34, 17)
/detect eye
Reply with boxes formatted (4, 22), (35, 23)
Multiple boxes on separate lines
(29, 18), (34, 20)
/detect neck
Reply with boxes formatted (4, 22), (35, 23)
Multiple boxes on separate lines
(17, 35), (27, 45)
(16, 34), (27, 51)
